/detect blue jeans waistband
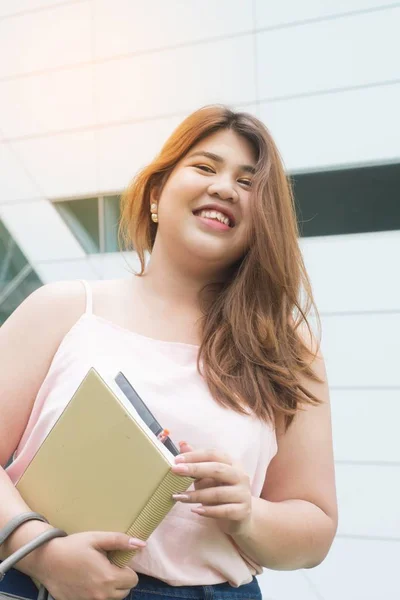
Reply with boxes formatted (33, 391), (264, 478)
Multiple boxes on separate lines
(130, 573), (262, 600)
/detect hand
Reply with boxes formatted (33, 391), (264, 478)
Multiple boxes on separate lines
(171, 442), (253, 536)
(34, 531), (145, 600)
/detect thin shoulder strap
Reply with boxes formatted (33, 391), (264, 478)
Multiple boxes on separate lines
(79, 279), (93, 315)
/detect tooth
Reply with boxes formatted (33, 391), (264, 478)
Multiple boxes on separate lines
(196, 209), (231, 226)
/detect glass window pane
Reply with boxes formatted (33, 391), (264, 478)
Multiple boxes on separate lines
(104, 195), (121, 253)
(0, 270), (42, 325)
(54, 198), (100, 253)
(293, 163), (400, 237)
(0, 219), (42, 326)
(0, 220), (27, 284)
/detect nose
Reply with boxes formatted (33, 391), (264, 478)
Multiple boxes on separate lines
(207, 179), (239, 203)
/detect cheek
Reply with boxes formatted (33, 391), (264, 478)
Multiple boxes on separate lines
(164, 171), (204, 203)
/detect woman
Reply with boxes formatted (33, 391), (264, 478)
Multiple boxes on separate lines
(0, 105), (337, 600)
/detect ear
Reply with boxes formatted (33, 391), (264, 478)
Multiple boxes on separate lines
(149, 188), (157, 207)
(150, 184), (163, 210)
(150, 171), (169, 207)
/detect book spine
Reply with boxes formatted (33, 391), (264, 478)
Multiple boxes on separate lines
(109, 471), (193, 567)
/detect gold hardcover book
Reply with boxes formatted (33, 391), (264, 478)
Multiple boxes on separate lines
(16, 368), (193, 568)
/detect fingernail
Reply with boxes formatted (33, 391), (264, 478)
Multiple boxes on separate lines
(172, 494), (190, 501)
(179, 441), (187, 446)
(172, 463), (189, 473)
(129, 537), (146, 547)
(174, 455), (185, 463)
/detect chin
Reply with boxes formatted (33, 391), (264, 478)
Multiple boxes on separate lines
(188, 243), (242, 270)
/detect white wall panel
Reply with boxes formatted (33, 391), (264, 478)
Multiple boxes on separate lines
(257, 8), (400, 101)
(12, 131), (97, 198)
(260, 83), (400, 171)
(93, 0), (253, 59)
(95, 104), (259, 193)
(255, 0), (397, 28)
(0, 200), (85, 261)
(331, 390), (400, 463)
(336, 464), (400, 537)
(0, 1), (74, 18)
(95, 116), (182, 192)
(259, 568), (320, 600)
(94, 36), (256, 124)
(307, 537), (400, 600)
(301, 231), (400, 313)
(0, 143), (40, 202)
(35, 257), (99, 283)
(95, 103), (259, 193)
(0, 65), (94, 139)
(0, 2), (91, 78)
(235, 103), (261, 118)
(321, 313), (400, 387)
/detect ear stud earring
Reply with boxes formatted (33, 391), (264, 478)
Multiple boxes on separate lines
(150, 203), (158, 223)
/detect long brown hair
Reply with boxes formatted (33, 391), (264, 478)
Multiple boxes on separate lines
(119, 104), (322, 430)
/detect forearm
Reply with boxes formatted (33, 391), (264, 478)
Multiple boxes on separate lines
(231, 496), (337, 570)
(0, 467), (54, 577)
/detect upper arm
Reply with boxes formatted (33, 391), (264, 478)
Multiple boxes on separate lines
(261, 334), (338, 526)
(0, 281), (86, 466)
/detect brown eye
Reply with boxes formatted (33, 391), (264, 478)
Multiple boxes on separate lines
(195, 165), (214, 173)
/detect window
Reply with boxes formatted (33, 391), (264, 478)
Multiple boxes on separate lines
(53, 194), (121, 254)
(292, 163), (400, 237)
(0, 219), (42, 325)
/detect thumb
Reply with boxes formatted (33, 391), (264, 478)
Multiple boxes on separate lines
(90, 532), (146, 552)
(179, 440), (194, 453)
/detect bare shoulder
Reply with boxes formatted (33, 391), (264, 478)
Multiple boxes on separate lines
(0, 279), (95, 390)
(0, 280), (99, 464)
(291, 314), (322, 358)
(3, 280), (89, 337)
(87, 277), (134, 318)
(8, 277), (133, 329)
(88, 277), (130, 299)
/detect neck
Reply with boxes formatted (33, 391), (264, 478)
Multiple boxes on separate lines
(135, 240), (227, 310)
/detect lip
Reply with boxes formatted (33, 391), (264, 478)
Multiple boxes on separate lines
(192, 203), (237, 227)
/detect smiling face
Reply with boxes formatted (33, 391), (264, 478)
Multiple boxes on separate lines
(151, 128), (258, 273)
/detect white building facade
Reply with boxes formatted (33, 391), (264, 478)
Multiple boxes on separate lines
(0, 2), (399, 599)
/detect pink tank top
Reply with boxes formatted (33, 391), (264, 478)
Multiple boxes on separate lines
(6, 280), (277, 587)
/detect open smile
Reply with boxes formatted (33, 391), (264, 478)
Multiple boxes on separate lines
(192, 208), (235, 232)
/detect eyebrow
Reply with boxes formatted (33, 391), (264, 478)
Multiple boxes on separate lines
(187, 151), (256, 175)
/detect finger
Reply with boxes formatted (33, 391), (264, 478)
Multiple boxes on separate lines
(171, 461), (239, 484)
(111, 566), (139, 590)
(190, 503), (250, 520)
(173, 485), (245, 506)
(91, 532), (146, 552)
(114, 589), (134, 600)
(175, 448), (232, 465)
(193, 477), (220, 490)
(178, 441), (194, 453)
